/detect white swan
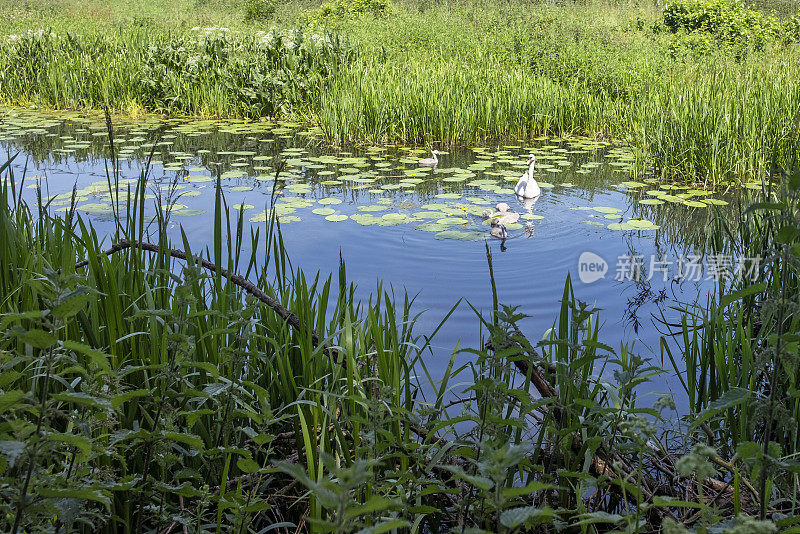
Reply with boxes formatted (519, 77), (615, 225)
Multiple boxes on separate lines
(488, 202), (519, 224)
(418, 150), (440, 167)
(515, 154), (541, 199)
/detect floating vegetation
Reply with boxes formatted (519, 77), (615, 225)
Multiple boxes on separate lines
(0, 108), (741, 246)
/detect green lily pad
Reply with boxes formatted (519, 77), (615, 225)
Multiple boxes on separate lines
(77, 203), (114, 215)
(172, 209), (207, 216)
(325, 214), (349, 222)
(434, 230), (484, 241)
(415, 223), (449, 232)
(313, 208), (336, 215)
(351, 214), (378, 225)
(436, 217), (468, 226)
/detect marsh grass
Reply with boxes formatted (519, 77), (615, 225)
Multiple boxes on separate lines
(2, 148), (800, 530)
(1, 0), (799, 183)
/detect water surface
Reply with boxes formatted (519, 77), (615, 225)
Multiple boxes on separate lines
(1, 108), (740, 400)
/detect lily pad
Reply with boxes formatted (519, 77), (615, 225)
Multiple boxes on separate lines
(415, 223), (449, 232)
(172, 209), (207, 216)
(593, 206), (622, 214)
(325, 214), (349, 222)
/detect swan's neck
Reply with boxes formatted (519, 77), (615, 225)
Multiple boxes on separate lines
(528, 162), (535, 178)
(432, 152), (438, 163)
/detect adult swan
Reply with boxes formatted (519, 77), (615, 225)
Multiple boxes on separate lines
(514, 154), (541, 199)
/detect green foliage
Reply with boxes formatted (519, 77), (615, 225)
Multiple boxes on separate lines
(0, 27), (356, 118)
(0, 0), (799, 183)
(305, 0), (396, 24)
(243, 0), (276, 22)
(663, 0), (800, 52)
(1, 154), (800, 529)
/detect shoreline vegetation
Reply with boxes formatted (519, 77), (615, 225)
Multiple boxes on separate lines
(2, 0), (800, 531)
(0, 0), (798, 183)
(1, 125), (800, 530)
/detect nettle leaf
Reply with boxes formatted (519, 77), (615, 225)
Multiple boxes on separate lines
(578, 511), (625, 525)
(0, 390), (25, 413)
(39, 487), (111, 508)
(0, 370), (23, 388)
(343, 496), (395, 520)
(163, 431), (205, 451)
(720, 283), (767, 308)
(442, 465), (493, 490)
(183, 408), (214, 428)
(48, 432), (92, 462)
(0, 310), (48, 331)
(19, 328), (57, 349)
(369, 519), (412, 533)
(500, 506), (553, 528)
(0, 440), (26, 468)
(709, 387), (751, 410)
(153, 480), (206, 497)
(736, 441), (763, 460)
(691, 387), (751, 430)
(61, 340), (111, 373)
(111, 389), (150, 409)
(236, 457), (260, 474)
(53, 286), (95, 320)
(51, 392), (112, 411)
(501, 480), (555, 497)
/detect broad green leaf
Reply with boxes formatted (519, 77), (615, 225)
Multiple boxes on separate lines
(39, 487), (111, 507)
(0, 390), (25, 413)
(62, 340), (111, 373)
(0, 440), (26, 468)
(163, 431), (204, 451)
(720, 283), (767, 308)
(237, 457), (261, 474)
(500, 506), (553, 527)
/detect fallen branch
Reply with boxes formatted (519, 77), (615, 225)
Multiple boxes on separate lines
(74, 239), (339, 361)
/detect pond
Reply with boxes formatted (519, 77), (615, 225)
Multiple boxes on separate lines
(0, 108), (749, 400)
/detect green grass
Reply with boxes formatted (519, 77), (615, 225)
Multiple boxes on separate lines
(2, 147), (800, 529)
(0, 0), (799, 183)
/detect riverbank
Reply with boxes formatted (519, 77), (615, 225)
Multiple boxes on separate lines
(1, 0), (799, 184)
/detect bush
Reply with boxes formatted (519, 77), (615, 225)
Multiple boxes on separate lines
(304, 0), (396, 24)
(663, 0), (799, 50)
(243, 0), (276, 22)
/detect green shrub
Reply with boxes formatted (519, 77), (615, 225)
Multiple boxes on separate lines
(663, 0), (798, 49)
(243, 0), (276, 22)
(305, 0), (396, 24)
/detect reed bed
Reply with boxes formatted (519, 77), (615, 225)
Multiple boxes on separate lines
(2, 144), (800, 530)
(1, 0), (800, 183)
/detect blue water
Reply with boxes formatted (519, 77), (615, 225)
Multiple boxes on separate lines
(0, 109), (729, 407)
